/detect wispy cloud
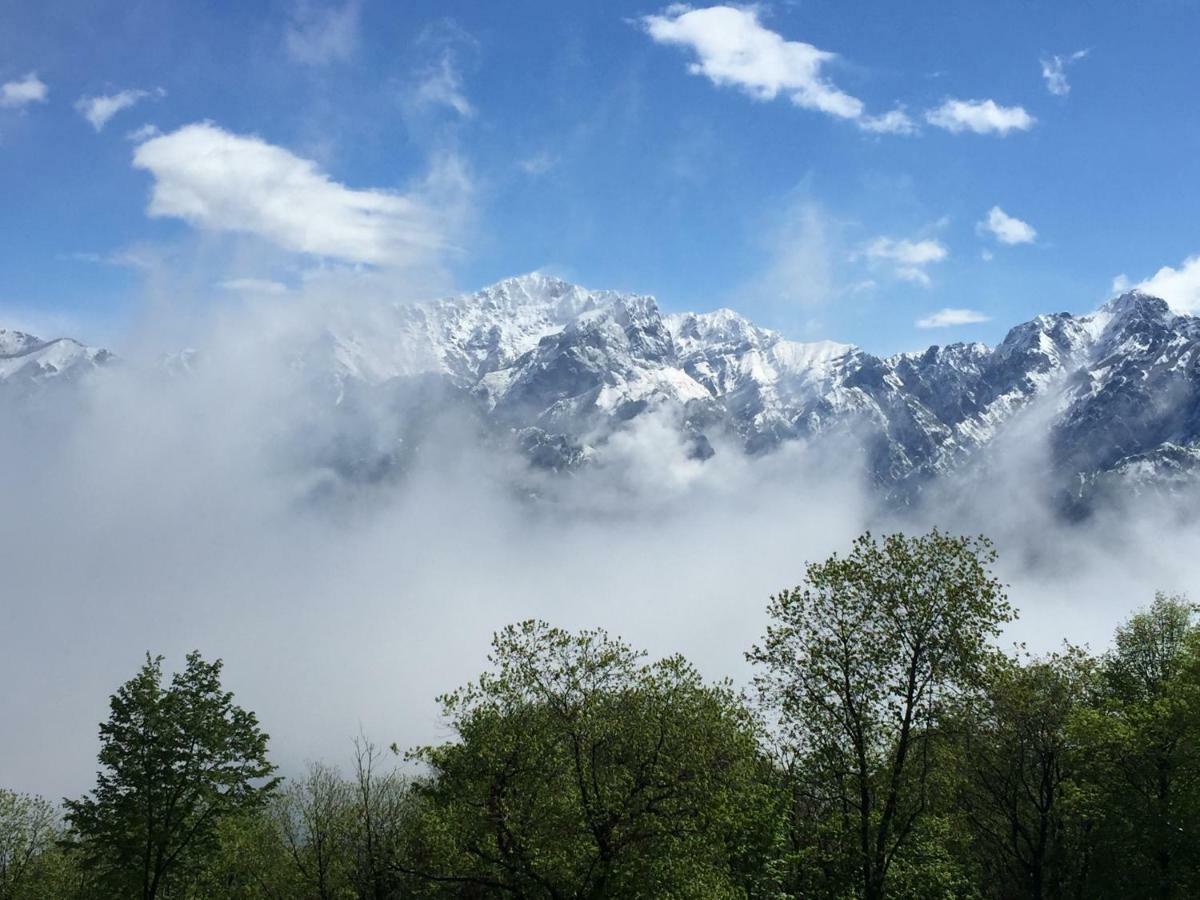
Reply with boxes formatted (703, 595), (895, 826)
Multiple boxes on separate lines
(76, 88), (164, 132)
(402, 20), (478, 122)
(859, 108), (918, 135)
(743, 200), (837, 310)
(410, 57), (473, 117)
(916, 307), (991, 328)
(125, 124), (161, 143)
(131, 122), (471, 269)
(641, 5), (914, 135)
(860, 236), (948, 286)
(978, 206), (1037, 245)
(406, 55), (473, 119)
(518, 151), (558, 176)
(64, 249), (155, 270)
(284, 0), (360, 65)
(218, 278), (290, 295)
(925, 98), (1035, 135)
(1041, 49), (1088, 97)
(0, 72), (48, 108)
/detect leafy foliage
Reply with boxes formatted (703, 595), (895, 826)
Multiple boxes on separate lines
(63, 651), (278, 900)
(401, 620), (780, 898)
(749, 530), (1012, 899)
(0, 789), (63, 900)
(7, 532), (1200, 900)
(1069, 594), (1200, 898)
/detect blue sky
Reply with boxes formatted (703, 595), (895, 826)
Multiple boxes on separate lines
(2, 0), (1200, 354)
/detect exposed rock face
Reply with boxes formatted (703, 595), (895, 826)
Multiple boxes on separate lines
(7, 275), (1200, 511)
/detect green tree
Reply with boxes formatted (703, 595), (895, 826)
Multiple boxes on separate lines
(749, 530), (1013, 900)
(277, 762), (356, 900)
(187, 807), (297, 900)
(954, 648), (1094, 899)
(400, 620), (780, 899)
(64, 651), (279, 900)
(0, 789), (61, 900)
(1070, 594), (1200, 899)
(347, 737), (409, 900)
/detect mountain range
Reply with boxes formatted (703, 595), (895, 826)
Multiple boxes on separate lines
(5, 273), (1199, 514)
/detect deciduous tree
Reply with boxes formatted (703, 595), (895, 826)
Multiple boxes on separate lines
(749, 530), (1012, 900)
(64, 652), (279, 900)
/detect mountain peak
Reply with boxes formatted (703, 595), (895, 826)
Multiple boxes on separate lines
(1099, 290), (1172, 319)
(473, 272), (587, 307)
(488, 271), (572, 294)
(10, 275), (1200, 512)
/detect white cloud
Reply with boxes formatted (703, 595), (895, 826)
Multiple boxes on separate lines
(979, 206), (1037, 245)
(861, 236), (948, 286)
(284, 0), (360, 65)
(1124, 255), (1200, 314)
(916, 307), (991, 328)
(645, 4), (922, 135)
(1041, 50), (1088, 97)
(0, 72), (48, 108)
(131, 122), (469, 268)
(859, 108), (917, 135)
(125, 123), (161, 142)
(925, 98), (1035, 135)
(400, 21), (478, 125)
(76, 88), (163, 132)
(408, 54), (473, 118)
(642, 6), (860, 117)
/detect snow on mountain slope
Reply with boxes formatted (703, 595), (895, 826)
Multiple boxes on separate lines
(0, 329), (112, 386)
(330, 278), (1200, 505)
(6, 277), (1200, 511)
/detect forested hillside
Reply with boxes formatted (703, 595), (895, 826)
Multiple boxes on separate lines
(4, 531), (1200, 899)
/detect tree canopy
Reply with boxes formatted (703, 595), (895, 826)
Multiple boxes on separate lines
(5, 532), (1200, 900)
(63, 651), (278, 900)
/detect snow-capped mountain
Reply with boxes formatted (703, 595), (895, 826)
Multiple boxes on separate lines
(315, 274), (1200, 503)
(5, 274), (1199, 511)
(0, 328), (112, 387)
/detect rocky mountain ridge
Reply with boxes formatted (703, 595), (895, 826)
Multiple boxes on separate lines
(6, 274), (1199, 511)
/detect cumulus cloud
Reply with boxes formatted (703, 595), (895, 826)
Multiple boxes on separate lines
(979, 206), (1037, 245)
(642, 5), (913, 135)
(916, 307), (991, 328)
(642, 6), (860, 117)
(1041, 50), (1088, 97)
(76, 88), (164, 132)
(0, 72), (48, 108)
(284, 0), (360, 65)
(1120, 255), (1200, 314)
(131, 122), (469, 268)
(925, 98), (1035, 135)
(861, 236), (948, 286)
